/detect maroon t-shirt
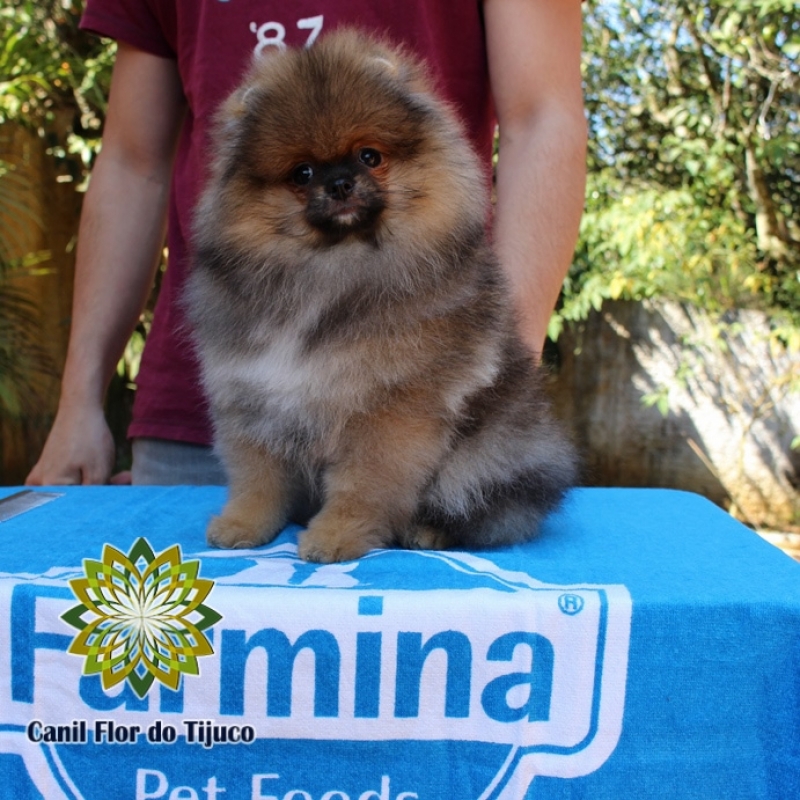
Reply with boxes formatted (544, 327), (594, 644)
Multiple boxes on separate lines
(81, 1), (496, 445)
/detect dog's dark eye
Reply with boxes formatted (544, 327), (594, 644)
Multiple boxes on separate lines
(290, 163), (314, 186)
(358, 148), (382, 168)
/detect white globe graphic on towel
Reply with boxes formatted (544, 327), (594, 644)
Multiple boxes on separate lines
(198, 528), (554, 592)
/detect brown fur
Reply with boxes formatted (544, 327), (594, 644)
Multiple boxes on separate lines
(186, 29), (577, 563)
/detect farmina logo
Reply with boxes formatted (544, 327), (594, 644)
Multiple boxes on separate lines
(3, 534), (631, 799)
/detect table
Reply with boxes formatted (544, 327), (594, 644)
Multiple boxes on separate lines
(1, 486), (798, 799)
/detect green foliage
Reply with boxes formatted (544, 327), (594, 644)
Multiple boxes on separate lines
(0, 160), (55, 419)
(556, 0), (800, 338)
(0, 258), (54, 418)
(0, 2), (113, 427)
(2, 0), (115, 176)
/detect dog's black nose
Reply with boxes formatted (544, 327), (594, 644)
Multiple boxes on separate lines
(327, 176), (355, 200)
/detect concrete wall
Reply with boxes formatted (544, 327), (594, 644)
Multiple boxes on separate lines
(551, 300), (800, 529)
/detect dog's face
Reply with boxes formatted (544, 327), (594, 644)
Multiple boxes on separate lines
(288, 144), (388, 241)
(207, 33), (425, 248)
(201, 30), (484, 258)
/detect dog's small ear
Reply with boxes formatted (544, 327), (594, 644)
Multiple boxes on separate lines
(219, 83), (258, 123)
(210, 83), (264, 170)
(366, 44), (429, 94)
(240, 86), (259, 112)
(368, 50), (419, 85)
(370, 55), (400, 76)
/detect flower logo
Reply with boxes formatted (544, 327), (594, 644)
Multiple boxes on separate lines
(61, 538), (222, 698)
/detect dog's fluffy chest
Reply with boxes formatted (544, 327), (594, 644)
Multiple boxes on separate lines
(204, 324), (367, 412)
(200, 312), (407, 456)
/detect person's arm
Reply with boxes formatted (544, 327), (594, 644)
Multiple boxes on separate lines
(26, 43), (185, 486)
(483, 0), (587, 357)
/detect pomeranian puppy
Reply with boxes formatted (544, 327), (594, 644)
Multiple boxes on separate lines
(186, 28), (577, 563)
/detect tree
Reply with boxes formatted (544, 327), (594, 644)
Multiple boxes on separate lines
(553, 0), (799, 341)
(2, 0), (112, 167)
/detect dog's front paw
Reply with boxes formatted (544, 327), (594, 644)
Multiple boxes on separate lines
(207, 514), (278, 549)
(298, 521), (377, 564)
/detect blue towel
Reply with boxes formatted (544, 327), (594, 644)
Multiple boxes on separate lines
(1, 486), (798, 799)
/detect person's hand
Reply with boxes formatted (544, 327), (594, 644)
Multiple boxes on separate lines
(25, 48), (184, 489)
(25, 401), (117, 486)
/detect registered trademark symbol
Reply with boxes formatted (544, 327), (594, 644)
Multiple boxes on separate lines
(558, 593), (585, 615)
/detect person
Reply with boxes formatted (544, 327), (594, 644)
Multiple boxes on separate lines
(26, 0), (587, 487)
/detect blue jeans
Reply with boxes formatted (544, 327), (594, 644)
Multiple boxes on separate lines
(131, 438), (227, 485)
